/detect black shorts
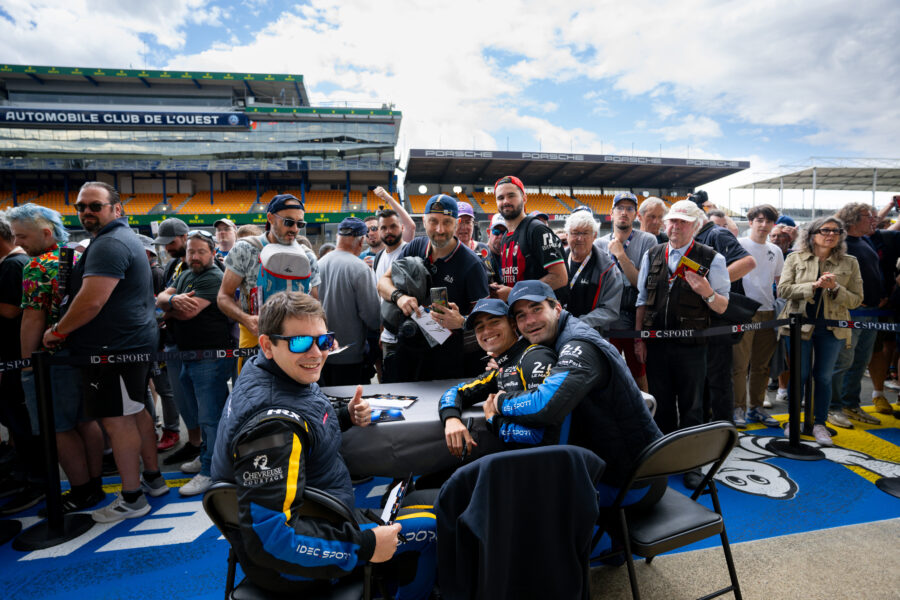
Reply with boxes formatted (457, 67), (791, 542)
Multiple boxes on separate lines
(82, 363), (151, 419)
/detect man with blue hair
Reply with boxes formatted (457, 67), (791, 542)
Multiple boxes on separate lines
(8, 204), (107, 515)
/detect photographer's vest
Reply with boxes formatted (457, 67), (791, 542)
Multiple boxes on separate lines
(642, 241), (716, 344)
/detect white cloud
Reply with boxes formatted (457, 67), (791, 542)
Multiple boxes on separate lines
(652, 115), (723, 142)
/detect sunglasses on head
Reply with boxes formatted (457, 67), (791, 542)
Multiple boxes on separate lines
(188, 229), (214, 239)
(271, 213), (307, 229)
(75, 202), (112, 213)
(269, 332), (335, 353)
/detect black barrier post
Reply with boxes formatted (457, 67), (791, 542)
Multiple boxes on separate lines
(13, 351), (94, 551)
(768, 314), (825, 461)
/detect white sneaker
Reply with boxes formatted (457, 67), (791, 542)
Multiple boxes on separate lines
(92, 492), (150, 523)
(775, 389), (788, 403)
(827, 411), (853, 429)
(181, 456), (201, 474)
(812, 424), (833, 446)
(763, 397), (773, 408)
(179, 474), (212, 497)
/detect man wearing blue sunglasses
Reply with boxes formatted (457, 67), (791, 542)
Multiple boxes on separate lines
(212, 291), (437, 598)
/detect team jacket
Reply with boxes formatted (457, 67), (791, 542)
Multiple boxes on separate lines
(498, 311), (662, 485)
(210, 354), (375, 587)
(439, 338), (557, 445)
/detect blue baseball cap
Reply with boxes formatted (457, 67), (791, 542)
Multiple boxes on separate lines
(613, 192), (639, 207)
(424, 194), (458, 218)
(508, 280), (555, 307)
(267, 193), (304, 214)
(465, 298), (509, 330)
(776, 215), (796, 227)
(572, 205), (593, 214)
(337, 217), (367, 237)
(529, 210), (550, 222)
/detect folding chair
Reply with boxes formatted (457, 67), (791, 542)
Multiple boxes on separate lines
(599, 421), (742, 600)
(203, 482), (379, 600)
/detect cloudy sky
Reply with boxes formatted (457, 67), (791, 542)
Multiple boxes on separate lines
(1, 0), (898, 211)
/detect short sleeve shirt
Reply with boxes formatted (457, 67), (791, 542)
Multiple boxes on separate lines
(0, 252), (27, 361)
(595, 229), (658, 289)
(171, 264), (233, 350)
(224, 235), (321, 312)
(398, 237), (490, 315)
(500, 216), (565, 286)
(21, 246), (80, 350)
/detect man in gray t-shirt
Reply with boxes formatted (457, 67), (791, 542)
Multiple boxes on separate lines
(317, 218), (381, 386)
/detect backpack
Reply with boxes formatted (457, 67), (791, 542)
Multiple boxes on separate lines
(245, 235), (312, 314)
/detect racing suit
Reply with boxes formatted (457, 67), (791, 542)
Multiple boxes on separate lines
(439, 338), (558, 446)
(211, 354), (436, 598)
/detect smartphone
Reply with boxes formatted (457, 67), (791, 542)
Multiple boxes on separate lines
(430, 287), (449, 308)
(893, 195), (900, 211)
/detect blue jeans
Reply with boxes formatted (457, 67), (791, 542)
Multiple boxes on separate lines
(179, 357), (235, 476)
(166, 344), (197, 430)
(834, 316), (878, 410)
(794, 329), (845, 425)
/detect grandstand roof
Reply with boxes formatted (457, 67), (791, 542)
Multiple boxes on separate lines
(0, 63), (310, 107)
(404, 149), (749, 190)
(735, 163), (900, 192)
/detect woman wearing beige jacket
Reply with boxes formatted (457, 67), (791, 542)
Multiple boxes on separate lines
(777, 216), (862, 445)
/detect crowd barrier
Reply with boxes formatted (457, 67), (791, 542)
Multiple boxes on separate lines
(6, 313), (899, 549)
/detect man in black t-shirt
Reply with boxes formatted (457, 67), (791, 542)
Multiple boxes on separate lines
(377, 194), (490, 381)
(157, 231), (235, 497)
(490, 175), (568, 303)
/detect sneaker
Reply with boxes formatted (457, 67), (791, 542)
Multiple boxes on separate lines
(775, 388), (788, 403)
(747, 407), (780, 428)
(783, 423), (790, 438)
(38, 487), (106, 518)
(163, 443), (201, 466)
(812, 424), (833, 446)
(92, 492), (150, 523)
(884, 380), (900, 391)
(141, 474), (170, 497)
(767, 379), (778, 392)
(156, 430), (180, 452)
(179, 474), (212, 497)
(842, 406), (880, 425)
(683, 469), (704, 490)
(763, 396), (773, 409)
(827, 411), (853, 428)
(0, 485), (46, 515)
(733, 407), (747, 428)
(872, 395), (893, 414)
(181, 456), (201, 474)
(101, 453), (119, 476)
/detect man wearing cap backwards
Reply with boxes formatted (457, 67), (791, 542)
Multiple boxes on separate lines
(456, 201), (495, 280)
(377, 194), (490, 381)
(495, 280), (662, 500)
(213, 217), (237, 260)
(490, 175), (568, 303)
(595, 192), (659, 390)
(439, 298), (558, 459)
(217, 194), (320, 365)
(317, 217), (381, 386)
(634, 200), (730, 488)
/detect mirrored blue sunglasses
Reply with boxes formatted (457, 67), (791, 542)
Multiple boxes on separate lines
(269, 332), (336, 353)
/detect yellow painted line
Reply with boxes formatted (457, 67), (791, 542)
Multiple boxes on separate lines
(101, 478), (192, 494)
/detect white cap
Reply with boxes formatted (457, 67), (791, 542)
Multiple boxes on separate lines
(664, 200), (705, 223)
(490, 213), (507, 229)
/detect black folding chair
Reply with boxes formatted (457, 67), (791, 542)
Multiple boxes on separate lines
(598, 421), (742, 600)
(203, 482), (381, 600)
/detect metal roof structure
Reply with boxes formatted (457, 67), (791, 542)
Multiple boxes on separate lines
(404, 149), (748, 191)
(734, 158), (900, 192)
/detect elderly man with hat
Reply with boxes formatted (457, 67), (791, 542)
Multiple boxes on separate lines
(456, 201), (495, 280)
(317, 217), (381, 386)
(213, 217), (237, 260)
(377, 194), (490, 382)
(217, 194), (320, 370)
(633, 200), (730, 487)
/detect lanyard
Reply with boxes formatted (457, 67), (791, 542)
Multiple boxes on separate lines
(607, 231), (634, 265)
(665, 239), (695, 284)
(568, 253), (591, 290)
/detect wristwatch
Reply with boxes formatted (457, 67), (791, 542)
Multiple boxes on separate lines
(390, 289), (404, 304)
(704, 291), (716, 304)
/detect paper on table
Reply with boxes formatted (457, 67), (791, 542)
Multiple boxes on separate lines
(411, 310), (452, 345)
(368, 398), (415, 409)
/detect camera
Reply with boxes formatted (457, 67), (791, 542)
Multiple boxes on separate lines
(688, 190), (708, 208)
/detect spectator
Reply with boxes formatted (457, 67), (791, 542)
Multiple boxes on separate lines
(217, 194), (320, 367)
(777, 216), (862, 445)
(562, 208), (623, 335)
(486, 214), (506, 285)
(0, 209), (45, 515)
(694, 202), (756, 426)
(213, 218), (237, 260)
(769, 224), (796, 256)
(557, 229), (568, 250)
(595, 192), (658, 389)
(456, 201), (495, 280)
(706, 209), (740, 237)
(359, 215), (383, 265)
(157, 230), (236, 496)
(317, 218), (381, 386)
(500, 280), (663, 504)
(529, 210), (550, 226)
(235, 224), (262, 239)
(43, 182), (165, 523)
(637, 196), (668, 243)
(828, 203), (889, 424)
(211, 292), (436, 597)
(731, 205), (784, 428)
(377, 194), (489, 382)
(439, 298), (558, 458)
(317, 242), (335, 258)
(154, 218), (201, 467)
(634, 201), (730, 487)
(491, 175), (568, 303)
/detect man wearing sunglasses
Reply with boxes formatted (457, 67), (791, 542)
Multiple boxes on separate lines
(218, 194), (320, 368)
(486, 214), (506, 285)
(212, 292), (437, 598)
(42, 182), (162, 523)
(157, 231), (236, 497)
(358, 216), (382, 267)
